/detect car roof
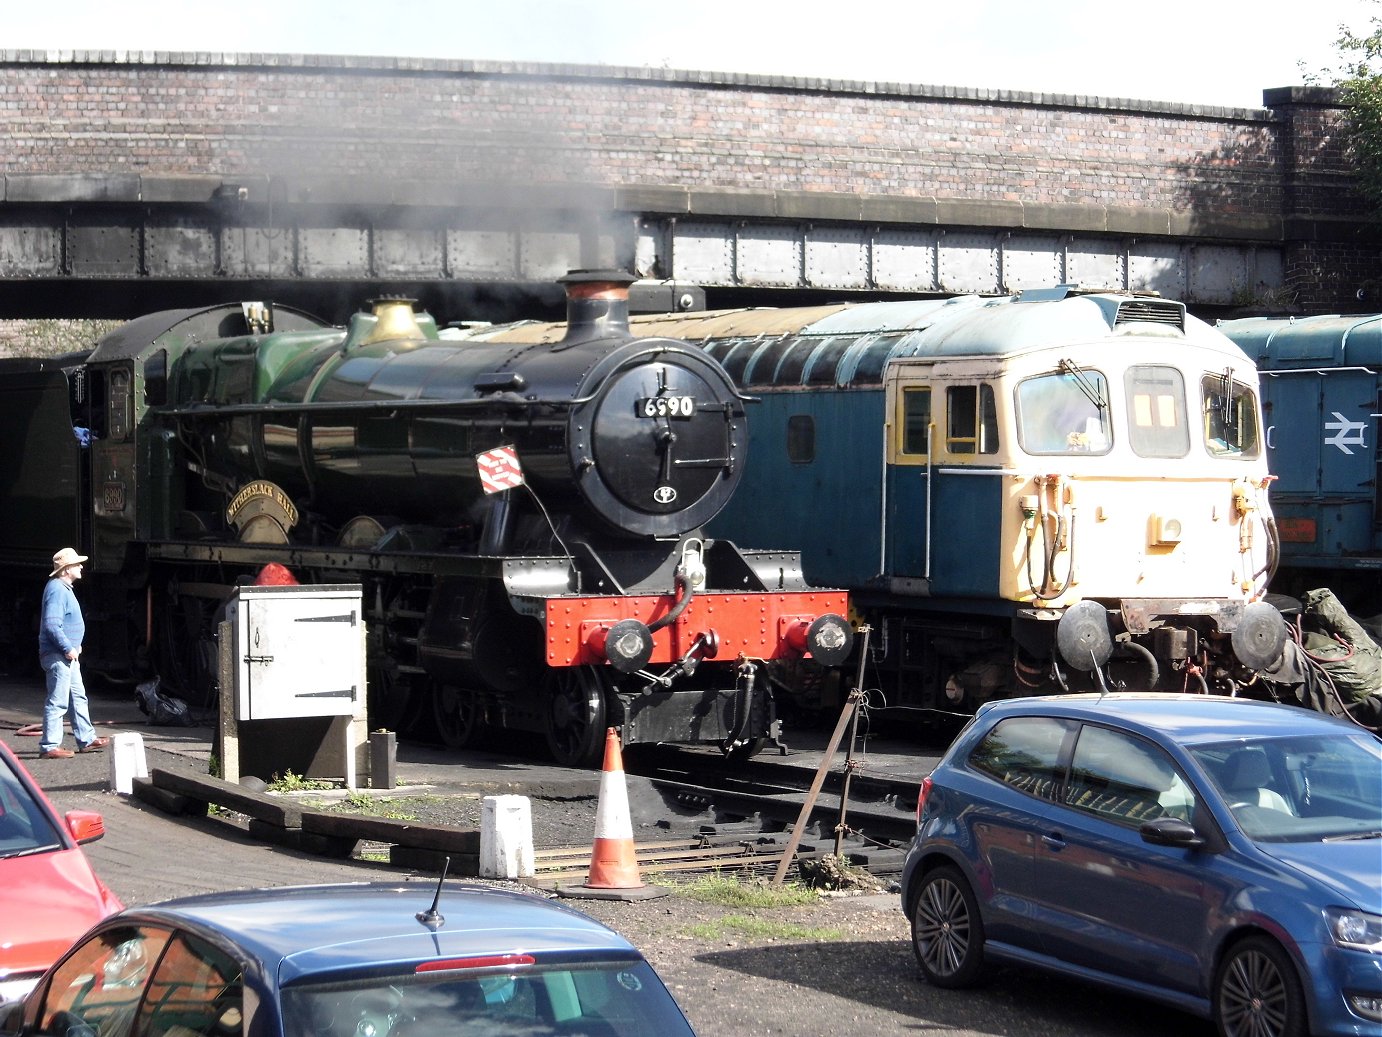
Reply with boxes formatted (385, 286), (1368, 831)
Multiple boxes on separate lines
(120, 883), (638, 984)
(976, 693), (1371, 746)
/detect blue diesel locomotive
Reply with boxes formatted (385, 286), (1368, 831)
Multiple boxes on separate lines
(1218, 313), (1382, 616)
(458, 286), (1289, 716)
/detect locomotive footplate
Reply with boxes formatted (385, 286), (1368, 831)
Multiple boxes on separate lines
(148, 540), (513, 578)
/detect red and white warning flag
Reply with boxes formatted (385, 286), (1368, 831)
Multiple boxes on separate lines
(476, 445), (525, 495)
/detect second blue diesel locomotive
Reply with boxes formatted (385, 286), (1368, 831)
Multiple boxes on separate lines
(1218, 313), (1382, 616)
(460, 286), (1288, 714)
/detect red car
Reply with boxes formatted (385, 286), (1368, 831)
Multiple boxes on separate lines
(0, 739), (122, 1005)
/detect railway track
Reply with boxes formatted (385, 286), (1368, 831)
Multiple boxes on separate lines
(631, 744), (924, 840)
(528, 823), (906, 888)
(499, 735), (930, 887)
(516, 741), (931, 884)
(529, 829), (803, 886)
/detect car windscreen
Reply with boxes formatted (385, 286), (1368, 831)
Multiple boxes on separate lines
(280, 956), (695, 1037)
(0, 753), (64, 858)
(1189, 732), (1382, 842)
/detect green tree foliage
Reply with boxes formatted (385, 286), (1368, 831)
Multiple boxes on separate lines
(1329, 2), (1382, 217)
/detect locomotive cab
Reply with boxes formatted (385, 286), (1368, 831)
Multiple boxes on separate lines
(875, 302), (1282, 697)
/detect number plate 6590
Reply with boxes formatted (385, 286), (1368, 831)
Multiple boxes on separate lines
(637, 396), (696, 418)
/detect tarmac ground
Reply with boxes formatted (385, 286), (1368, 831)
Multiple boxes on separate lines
(0, 669), (941, 898)
(0, 671), (1217, 1037)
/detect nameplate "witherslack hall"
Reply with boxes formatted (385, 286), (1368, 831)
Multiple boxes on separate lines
(226, 480), (300, 541)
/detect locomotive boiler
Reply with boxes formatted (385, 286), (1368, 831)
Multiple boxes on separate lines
(457, 287), (1290, 716)
(1218, 312), (1382, 616)
(0, 272), (851, 766)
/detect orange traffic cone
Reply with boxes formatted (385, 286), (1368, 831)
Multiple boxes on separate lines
(557, 728), (667, 902)
(586, 728), (642, 889)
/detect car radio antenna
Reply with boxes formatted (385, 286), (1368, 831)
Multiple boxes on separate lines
(1092, 654), (1110, 698)
(416, 856), (451, 931)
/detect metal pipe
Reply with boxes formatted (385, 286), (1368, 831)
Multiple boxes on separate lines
(925, 424), (934, 580)
(877, 432), (888, 579)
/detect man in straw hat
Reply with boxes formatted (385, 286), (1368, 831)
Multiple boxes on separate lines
(37, 547), (109, 759)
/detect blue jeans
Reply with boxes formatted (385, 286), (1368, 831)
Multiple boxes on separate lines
(40, 654), (96, 752)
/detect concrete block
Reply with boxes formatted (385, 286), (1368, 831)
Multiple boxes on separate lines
(109, 731), (149, 795)
(480, 794), (535, 879)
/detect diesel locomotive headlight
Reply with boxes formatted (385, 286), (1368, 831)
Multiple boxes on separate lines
(1326, 908), (1382, 953)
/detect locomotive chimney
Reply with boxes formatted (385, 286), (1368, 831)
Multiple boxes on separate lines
(558, 269), (637, 345)
(359, 297), (423, 346)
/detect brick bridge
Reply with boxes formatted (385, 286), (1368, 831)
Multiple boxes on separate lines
(0, 50), (1373, 327)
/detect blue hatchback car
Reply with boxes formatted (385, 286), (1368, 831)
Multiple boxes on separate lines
(0, 882), (695, 1037)
(900, 694), (1382, 1037)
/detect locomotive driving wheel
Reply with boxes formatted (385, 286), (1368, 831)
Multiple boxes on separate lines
(432, 683), (483, 749)
(544, 666), (608, 768)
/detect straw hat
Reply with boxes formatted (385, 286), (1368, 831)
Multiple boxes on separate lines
(49, 547), (88, 578)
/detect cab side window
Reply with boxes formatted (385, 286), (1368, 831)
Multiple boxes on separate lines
(968, 716), (1074, 800)
(786, 414), (815, 463)
(106, 368), (133, 442)
(901, 387), (931, 456)
(1201, 372), (1261, 459)
(946, 384), (998, 455)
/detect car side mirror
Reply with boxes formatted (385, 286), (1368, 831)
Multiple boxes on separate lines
(1140, 816), (1205, 850)
(64, 810), (106, 845)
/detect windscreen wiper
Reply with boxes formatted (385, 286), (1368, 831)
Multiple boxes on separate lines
(0, 842), (62, 859)
(1058, 359), (1106, 411)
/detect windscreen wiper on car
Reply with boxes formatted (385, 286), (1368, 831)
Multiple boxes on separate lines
(0, 842), (62, 859)
(1322, 830), (1382, 842)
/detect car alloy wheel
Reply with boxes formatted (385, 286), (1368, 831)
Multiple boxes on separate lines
(1215, 935), (1306, 1037)
(911, 865), (986, 988)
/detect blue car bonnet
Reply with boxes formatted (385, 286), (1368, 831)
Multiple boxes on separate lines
(1254, 841), (1382, 914)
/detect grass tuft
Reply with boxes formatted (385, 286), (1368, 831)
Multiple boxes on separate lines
(674, 874), (817, 908)
(266, 770), (336, 793)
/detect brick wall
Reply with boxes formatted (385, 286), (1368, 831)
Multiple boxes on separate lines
(0, 54), (1373, 312)
(0, 55), (1297, 212)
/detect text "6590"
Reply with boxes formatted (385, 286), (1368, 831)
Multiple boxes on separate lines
(637, 396), (696, 418)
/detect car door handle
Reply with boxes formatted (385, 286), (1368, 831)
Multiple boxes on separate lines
(1041, 831), (1066, 850)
